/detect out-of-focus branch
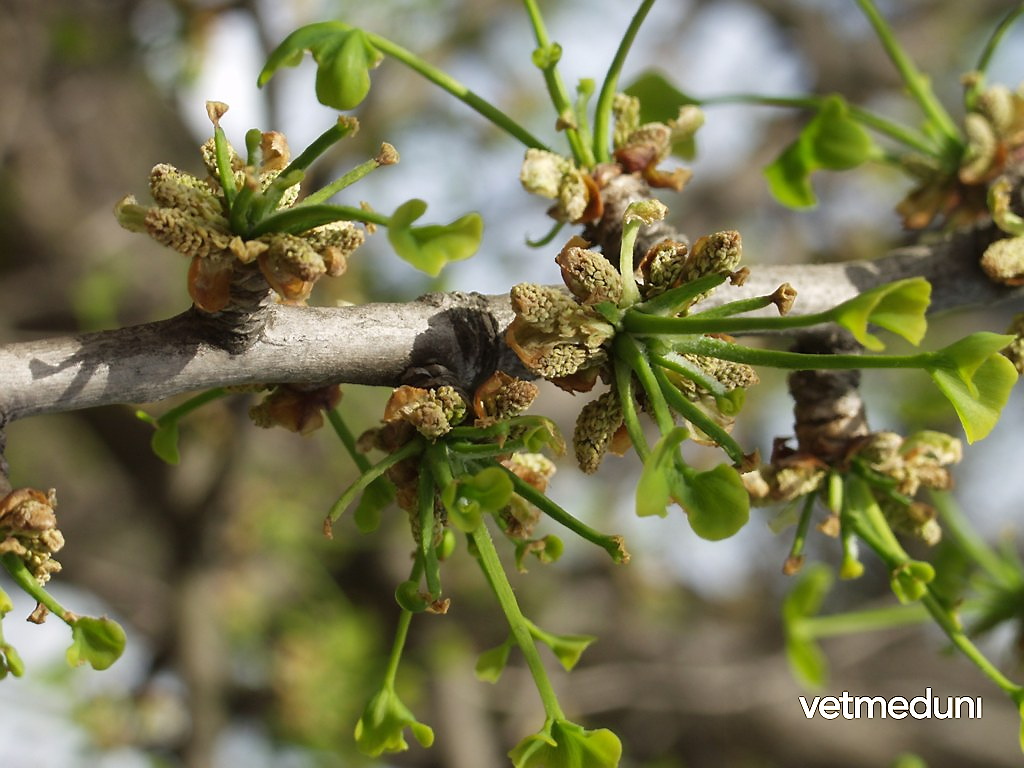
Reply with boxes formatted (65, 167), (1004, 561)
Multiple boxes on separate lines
(0, 226), (1019, 423)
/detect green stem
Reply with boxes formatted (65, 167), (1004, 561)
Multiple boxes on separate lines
(786, 493), (817, 566)
(228, 178), (258, 234)
(854, 0), (962, 148)
(249, 203), (390, 237)
(0, 554), (72, 624)
(424, 442), (456, 489)
(212, 124), (238, 208)
(155, 388), (229, 428)
(301, 157), (387, 207)
(520, 0), (591, 166)
(688, 291), (788, 319)
(286, 119), (360, 175)
(326, 439), (422, 524)
(617, 219), (643, 308)
(843, 485), (1024, 701)
(632, 273), (728, 316)
(613, 359), (650, 460)
(974, 3), (1024, 81)
(592, 0), (658, 163)
(801, 601), (932, 638)
(921, 590), (1024, 701)
(496, 463), (628, 563)
(623, 304), (834, 335)
(649, 350), (730, 400)
(930, 491), (1014, 585)
(366, 33), (548, 152)
(383, 607), (414, 688)
(617, 336), (673, 433)
(526, 219), (566, 249)
(651, 365), (745, 465)
(698, 92), (939, 156)
(417, 460), (441, 599)
(670, 335), (930, 371)
(471, 520), (566, 721)
(327, 408), (372, 473)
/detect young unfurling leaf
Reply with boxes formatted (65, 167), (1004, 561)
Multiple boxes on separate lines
(828, 277), (931, 351)
(764, 96), (879, 208)
(66, 616), (127, 671)
(926, 332), (1018, 442)
(259, 23), (383, 111)
(387, 199), (484, 276)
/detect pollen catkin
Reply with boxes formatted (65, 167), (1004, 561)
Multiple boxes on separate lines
(261, 233), (327, 282)
(0, 489), (64, 584)
(959, 112), (998, 184)
(509, 283), (581, 332)
(981, 237), (1024, 286)
(697, 355), (759, 391)
(305, 221), (366, 277)
(974, 84), (1015, 138)
(556, 242), (623, 305)
(492, 379), (539, 420)
(149, 164), (224, 221)
(684, 230), (743, 281)
(612, 93), (640, 149)
(519, 148), (590, 222)
(639, 239), (689, 296)
(573, 390), (624, 474)
(520, 148), (573, 199)
(389, 386), (467, 440)
(144, 207), (234, 260)
(533, 342), (596, 379)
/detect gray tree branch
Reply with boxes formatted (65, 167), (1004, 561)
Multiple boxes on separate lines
(0, 225), (1019, 423)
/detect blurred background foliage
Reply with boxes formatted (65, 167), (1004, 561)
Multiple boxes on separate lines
(0, 0), (1022, 766)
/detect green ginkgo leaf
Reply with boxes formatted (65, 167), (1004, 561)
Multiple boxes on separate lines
(136, 410), (180, 465)
(764, 96), (878, 209)
(387, 199), (484, 276)
(510, 719), (622, 768)
(355, 686), (434, 757)
(785, 633), (830, 689)
(635, 427), (688, 518)
(926, 333), (1018, 443)
(545, 632), (596, 672)
(829, 277), (931, 351)
(66, 616), (126, 671)
(0, 642), (23, 679)
(354, 477), (395, 534)
(764, 142), (816, 208)
(475, 640), (513, 683)
(672, 463), (750, 541)
(259, 23), (382, 111)
(782, 564), (834, 688)
(808, 97), (876, 171)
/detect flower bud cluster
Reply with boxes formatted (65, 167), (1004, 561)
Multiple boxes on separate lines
(0, 489), (64, 584)
(612, 93), (703, 190)
(507, 240), (621, 391)
(383, 386), (467, 441)
(116, 132), (365, 311)
(498, 453), (557, 541)
(249, 384), (342, 435)
(472, 371), (539, 426)
(898, 81), (1024, 230)
(746, 429), (961, 546)
(519, 149), (596, 223)
(637, 231), (744, 307)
